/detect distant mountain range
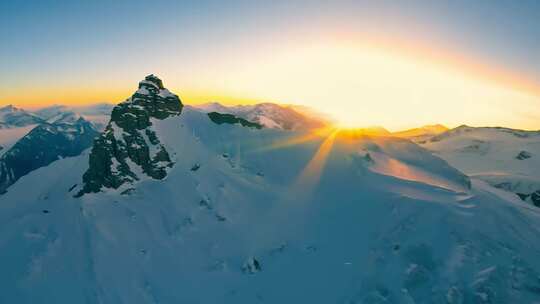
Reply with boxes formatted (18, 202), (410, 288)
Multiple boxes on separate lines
(0, 103), (113, 129)
(0, 99), (329, 195)
(194, 102), (328, 130)
(1, 75), (540, 303)
(1, 100), (538, 208)
(0, 105), (44, 128)
(32, 103), (114, 130)
(392, 124), (449, 142)
(0, 116), (98, 193)
(0, 104), (111, 194)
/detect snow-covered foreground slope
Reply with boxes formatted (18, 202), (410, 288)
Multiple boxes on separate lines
(2, 105), (540, 303)
(422, 126), (540, 206)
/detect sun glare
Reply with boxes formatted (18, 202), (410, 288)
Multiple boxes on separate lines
(197, 42), (540, 131)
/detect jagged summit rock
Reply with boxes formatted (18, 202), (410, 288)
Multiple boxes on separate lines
(139, 74), (164, 90)
(114, 74), (183, 122)
(76, 75), (183, 196)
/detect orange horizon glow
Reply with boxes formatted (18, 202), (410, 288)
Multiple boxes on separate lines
(332, 33), (540, 98)
(2, 35), (540, 131)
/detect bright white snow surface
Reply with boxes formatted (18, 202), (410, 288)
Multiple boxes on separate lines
(423, 126), (540, 195)
(1, 110), (540, 303)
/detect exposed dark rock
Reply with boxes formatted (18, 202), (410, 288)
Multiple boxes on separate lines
(516, 151), (532, 160)
(198, 102), (327, 130)
(516, 190), (540, 207)
(517, 193), (529, 201)
(76, 75), (183, 196)
(120, 188), (136, 195)
(242, 257), (261, 274)
(531, 191), (540, 207)
(364, 152), (374, 163)
(199, 199), (212, 210)
(207, 112), (262, 129)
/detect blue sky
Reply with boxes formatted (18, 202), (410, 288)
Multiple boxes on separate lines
(2, 0), (538, 76)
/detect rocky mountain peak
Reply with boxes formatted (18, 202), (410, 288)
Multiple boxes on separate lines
(139, 74), (164, 90)
(76, 75), (183, 196)
(114, 74), (182, 123)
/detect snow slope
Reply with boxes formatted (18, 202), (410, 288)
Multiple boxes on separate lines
(422, 125), (540, 205)
(1, 105), (540, 303)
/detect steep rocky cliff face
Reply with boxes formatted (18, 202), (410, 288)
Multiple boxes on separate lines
(77, 75), (183, 196)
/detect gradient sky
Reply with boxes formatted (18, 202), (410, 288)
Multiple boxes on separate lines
(1, 0), (540, 130)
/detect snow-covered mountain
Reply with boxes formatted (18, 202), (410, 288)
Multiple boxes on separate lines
(33, 103), (114, 131)
(393, 124), (449, 143)
(0, 106), (105, 192)
(421, 125), (540, 206)
(0, 116), (98, 194)
(77, 74), (182, 196)
(1, 76), (540, 303)
(195, 102), (327, 130)
(0, 105), (44, 129)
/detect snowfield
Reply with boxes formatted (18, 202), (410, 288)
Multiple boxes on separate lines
(1, 109), (540, 303)
(422, 125), (540, 205)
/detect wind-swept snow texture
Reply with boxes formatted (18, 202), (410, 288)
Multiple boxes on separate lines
(423, 125), (540, 206)
(1, 107), (540, 303)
